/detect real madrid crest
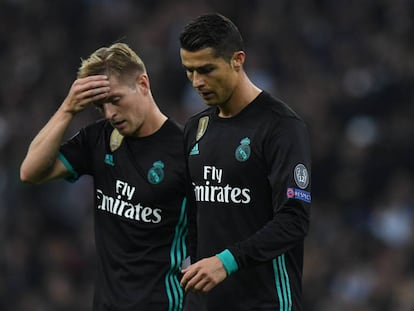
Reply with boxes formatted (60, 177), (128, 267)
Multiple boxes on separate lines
(235, 137), (251, 162)
(109, 129), (124, 152)
(147, 161), (165, 184)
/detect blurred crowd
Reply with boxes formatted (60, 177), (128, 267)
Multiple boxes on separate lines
(1, 0), (413, 310)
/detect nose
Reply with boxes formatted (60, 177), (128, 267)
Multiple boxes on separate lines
(192, 72), (204, 88)
(103, 103), (117, 120)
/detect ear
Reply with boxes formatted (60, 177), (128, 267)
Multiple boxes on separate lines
(232, 51), (245, 71)
(135, 73), (150, 94)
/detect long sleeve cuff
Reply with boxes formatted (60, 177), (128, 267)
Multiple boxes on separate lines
(216, 249), (239, 276)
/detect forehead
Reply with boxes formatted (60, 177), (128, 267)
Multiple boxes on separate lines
(98, 75), (131, 100)
(180, 47), (225, 68)
(107, 74), (123, 87)
(107, 74), (133, 90)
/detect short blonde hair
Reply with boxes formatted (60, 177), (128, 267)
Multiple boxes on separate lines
(77, 43), (146, 85)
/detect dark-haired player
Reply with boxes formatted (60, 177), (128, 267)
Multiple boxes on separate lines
(179, 13), (311, 310)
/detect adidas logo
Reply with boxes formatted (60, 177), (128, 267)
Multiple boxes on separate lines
(104, 154), (115, 166)
(190, 143), (199, 156)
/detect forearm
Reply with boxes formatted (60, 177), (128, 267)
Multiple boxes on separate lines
(227, 202), (309, 269)
(20, 105), (74, 184)
(20, 75), (109, 184)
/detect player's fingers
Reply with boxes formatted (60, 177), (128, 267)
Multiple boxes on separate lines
(71, 76), (109, 97)
(180, 267), (198, 288)
(184, 271), (204, 292)
(77, 91), (109, 107)
(80, 86), (110, 100)
(79, 79), (110, 92)
(76, 75), (108, 85)
(193, 278), (211, 293)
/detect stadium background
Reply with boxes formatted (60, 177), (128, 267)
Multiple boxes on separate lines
(1, 0), (413, 310)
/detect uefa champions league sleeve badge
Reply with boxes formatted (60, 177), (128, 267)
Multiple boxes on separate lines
(293, 164), (309, 189)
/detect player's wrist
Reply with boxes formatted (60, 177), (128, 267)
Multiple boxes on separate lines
(216, 249), (239, 276)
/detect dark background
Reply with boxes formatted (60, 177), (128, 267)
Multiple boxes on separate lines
(1, 0), (413, 310)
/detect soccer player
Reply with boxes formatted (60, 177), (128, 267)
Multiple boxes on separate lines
(179, 14), (311, 310)
(20, 43), (188, 311)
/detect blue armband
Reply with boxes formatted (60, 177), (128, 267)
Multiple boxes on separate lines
(216, 249), (239, 276)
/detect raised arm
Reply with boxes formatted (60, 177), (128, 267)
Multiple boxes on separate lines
(20, 75), (110, 184)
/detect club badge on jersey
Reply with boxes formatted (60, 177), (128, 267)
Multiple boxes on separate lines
(147, 161), (165, 184)
(235, 137), (251, 162)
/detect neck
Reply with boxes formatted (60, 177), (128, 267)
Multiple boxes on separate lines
(137, 100), (167, 137)
(218, 73), (262, 118)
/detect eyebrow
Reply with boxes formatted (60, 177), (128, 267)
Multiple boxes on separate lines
(182, 63), (215, 72)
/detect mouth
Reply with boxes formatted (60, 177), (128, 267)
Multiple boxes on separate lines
(199, 91), (215, 100)
(112, 120), (127, 129)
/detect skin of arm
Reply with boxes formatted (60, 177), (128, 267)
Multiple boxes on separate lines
(20, 75), (110, 184)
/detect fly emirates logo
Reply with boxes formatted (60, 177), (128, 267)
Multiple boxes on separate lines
(193, 166), (251, 204)
(96, 180), (162, 223)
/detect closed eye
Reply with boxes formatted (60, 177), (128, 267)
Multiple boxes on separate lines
(184, 65), (215, 75)
(197, 66), (214, 74)
(93, 96), (121, 112)
(111, 97), (121, 105)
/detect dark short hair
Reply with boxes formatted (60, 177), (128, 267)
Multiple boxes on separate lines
(179, 13), (244, 62)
